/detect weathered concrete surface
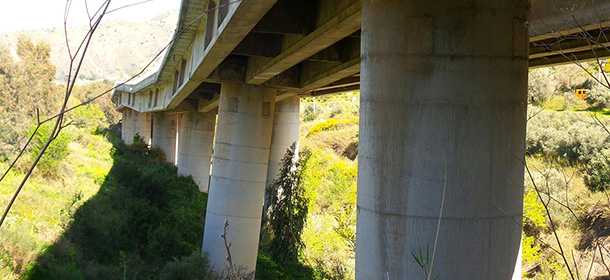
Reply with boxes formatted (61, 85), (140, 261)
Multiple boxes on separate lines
(356, 0), (528, 279)
(177, 112), (216, 192)
(121, 109), (134, 145)
(152, 112), (180, 165)
(263, 95), (300, 216)
(530, 0), (610, 39)
(265, 95), (300, 188)
(167, 0), (279, 109)
(133, 111), (152, 145)
(202, 83), (276, 274)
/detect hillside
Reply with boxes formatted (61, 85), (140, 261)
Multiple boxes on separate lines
(0, 11), (178, 82)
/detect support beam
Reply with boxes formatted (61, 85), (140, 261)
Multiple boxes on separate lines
(301, 57), (360, 91)
(202, 83), (276, 274)
(178, 112), (216, 192)
(246, 0), (362, 85)
(530, 47), (610, 68)
(152, 112), (180, 165)
(167, 0), (278, 109)
(356, 1), (528, 279)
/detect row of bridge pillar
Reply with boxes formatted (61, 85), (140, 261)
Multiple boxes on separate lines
(120, 0), (528, 278)
(121, 89), (301, 271)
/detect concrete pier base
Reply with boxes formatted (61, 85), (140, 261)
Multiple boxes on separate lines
(152, 112), (179, 164)
(178, 112), (216, 192)
(202, 83), (276, 274)
(356, 0), (529, 279)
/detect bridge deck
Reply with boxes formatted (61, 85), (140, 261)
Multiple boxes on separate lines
(112, 0), (610, 113)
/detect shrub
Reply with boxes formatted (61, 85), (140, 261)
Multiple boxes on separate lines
(307, 118), (358, 137)
(542, 95), (567, 111)
(265, 143), (309, 265)
(149, 146), (167, 163)
(523, 188), (548, 237)
(24, 131), (209, 279)
(586, 83), (610, 109)
(583, 149), (610, 191)
(159, 251), (215, 280)
(529, 68), (557, 104)
(71, 103), (106, 131)
(23, 122), (70, 177)
(526, 108), (610, 162)
(255, 251), (283, 280)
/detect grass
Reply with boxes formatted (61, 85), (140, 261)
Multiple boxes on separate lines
(0, 126), (212, 279)
(0, 127), (113, 279)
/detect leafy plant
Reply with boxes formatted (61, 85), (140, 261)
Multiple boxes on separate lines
(265, 143), (309, 265)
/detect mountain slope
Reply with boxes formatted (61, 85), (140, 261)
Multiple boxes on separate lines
(0, 11), (178, 82)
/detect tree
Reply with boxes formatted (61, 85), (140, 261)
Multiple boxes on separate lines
(265, 143), (309, 265)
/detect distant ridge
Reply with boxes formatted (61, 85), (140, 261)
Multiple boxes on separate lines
(0, 11), (178, 83)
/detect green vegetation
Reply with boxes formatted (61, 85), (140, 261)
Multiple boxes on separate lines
(0, 35), (212, 279)
(5, 31), (610, 280)
(265, 143), (309, 265)
(522, 62), (610, 279)
(22, 132), (210, 279)
(298, 93), (359, 280)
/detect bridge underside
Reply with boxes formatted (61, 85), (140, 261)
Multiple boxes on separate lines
(111, 0), (610, 279)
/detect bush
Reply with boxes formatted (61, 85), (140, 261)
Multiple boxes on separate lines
(529, 68), (556, 104)
(307, 118), (358, 137)
(71, 103), (106, 131)
(583, 149), (610, 191)
(24, 131), (209, 279)
(265, 143), (309, 265)
(159, 251), (215, 280)
(255, 252), (283, 280)
(22, 123), (70, 177)
(523, 188), (548, 237)
(586, 83), (610, 109)
(526, 108), (610, 162)
(542, 95), (567, 111)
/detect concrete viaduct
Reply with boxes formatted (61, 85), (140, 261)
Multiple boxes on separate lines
(111, 0), (610, 278)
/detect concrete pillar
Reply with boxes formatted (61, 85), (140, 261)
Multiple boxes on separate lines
(133, 112), (152, 145)
(121, 109), (134, 144)
(177, 112), (216, 192)
(356, 1), (528, 279)
(152, 112), (179, 164)
(202, 83), (276, 274)
(265, 95), (300, 188)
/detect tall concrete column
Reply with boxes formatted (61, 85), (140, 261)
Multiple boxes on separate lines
(356, 1), (529, 279)
(265, 95), (300, 188)
(152, 112), (179, 164)
(133, 112), (152, 145)
(177, 112), (216, 192)
(202, 83), (276, 274)
(121, 109), (134, 144)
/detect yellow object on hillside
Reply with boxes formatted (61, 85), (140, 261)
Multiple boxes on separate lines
(575, 88), (587, 100)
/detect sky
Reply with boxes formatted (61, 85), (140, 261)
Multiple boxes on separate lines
(0, 0), (181, 33)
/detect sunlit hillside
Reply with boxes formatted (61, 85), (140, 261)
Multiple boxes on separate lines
(0, 11), (178, 82)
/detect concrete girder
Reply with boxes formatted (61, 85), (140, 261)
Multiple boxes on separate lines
(166, 0), (279, 110)
(245, 0), (362, 85)
(530, 0), (610, 39)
